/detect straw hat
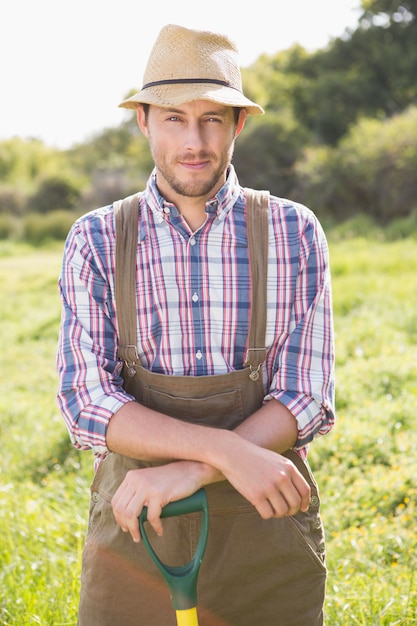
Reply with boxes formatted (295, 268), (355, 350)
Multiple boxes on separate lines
(119, 24), (264, 116)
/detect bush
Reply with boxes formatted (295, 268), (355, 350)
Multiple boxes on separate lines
(234, 110), (310, 197)
(30, 176), (82, 214)
(0, 185), (26, 215)
(384, 208), (417, 240)
(326, 214), (383, 242)
(0, 213), (17, 239)
(296, 105), (417, 223)
(22, 210), (77, 245)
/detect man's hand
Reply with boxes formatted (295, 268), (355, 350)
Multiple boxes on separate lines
(217, 437), (310, 519)
(111, 460), (210, 542)
(111, 436), (310, 543)
(109, 399), (310, 542)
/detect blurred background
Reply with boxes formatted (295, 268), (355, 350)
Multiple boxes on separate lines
(1, 0), (416, 243)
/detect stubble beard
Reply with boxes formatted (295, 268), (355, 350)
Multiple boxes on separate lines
(153, 149), (234, 199)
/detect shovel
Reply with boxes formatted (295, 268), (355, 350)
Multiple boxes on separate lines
(139, 488), (209, 626)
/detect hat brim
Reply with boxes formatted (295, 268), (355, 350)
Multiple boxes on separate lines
(118, 82), (264, 116)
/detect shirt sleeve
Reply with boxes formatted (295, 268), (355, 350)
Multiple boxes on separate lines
(56, 213), (135, 457)
(265, 209), (335, 452)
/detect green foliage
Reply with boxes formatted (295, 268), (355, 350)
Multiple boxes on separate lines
(0, 247), (89, 625)
(295, 105), (417, 223)
(21, 210), (81, 245)
(0, 185), (26, 216)
(279, 1), (417, 145)
(234, 110), (310, 196)
(242, 45), (311, 115)
(0, 0), (417, 232)
(1, 235), (417, 623)
(67, 120), (152, 202)
(384, 208), (417, 240)
(0, 138), (66, 193)
(361, 0), (416, 23)
(310, 235), (417, 624)
(30, 176), (83, 214)
(0, 214), (16, 239)
(68, 120), (151, 173)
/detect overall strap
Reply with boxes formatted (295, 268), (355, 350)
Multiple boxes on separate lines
(114, 188), (270, 380)
(243, 188), (270, 380)
(114, 192), (142, 374)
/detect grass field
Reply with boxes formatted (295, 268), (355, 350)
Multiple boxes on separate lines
(1, 234), (416, 625)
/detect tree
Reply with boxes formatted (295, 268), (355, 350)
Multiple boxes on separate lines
(248, 0), (417, 145)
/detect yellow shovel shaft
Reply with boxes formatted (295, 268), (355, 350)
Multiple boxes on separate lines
(175, 607), (199, 626)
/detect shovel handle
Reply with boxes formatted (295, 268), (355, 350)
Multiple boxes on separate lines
(158, 489), (208, 520)
(139, 488), (209, 611)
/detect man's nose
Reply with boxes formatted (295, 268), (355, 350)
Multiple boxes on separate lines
(183, 122), (206, 151)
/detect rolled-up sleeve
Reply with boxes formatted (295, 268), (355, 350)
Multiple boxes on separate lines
(56, 211), (134, 457)
(265, 209), (335, 452)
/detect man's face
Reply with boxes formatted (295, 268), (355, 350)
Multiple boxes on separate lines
(137, 101), (246, 202)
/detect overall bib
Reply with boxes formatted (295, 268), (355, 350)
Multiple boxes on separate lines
(77, 191), (327, 626)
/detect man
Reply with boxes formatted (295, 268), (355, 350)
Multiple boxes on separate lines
(57, 24), (335, 626)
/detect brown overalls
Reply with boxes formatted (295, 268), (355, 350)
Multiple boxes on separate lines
(77, 190), (327, 626)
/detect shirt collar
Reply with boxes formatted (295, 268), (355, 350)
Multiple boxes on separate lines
(144, 165), (242, 223)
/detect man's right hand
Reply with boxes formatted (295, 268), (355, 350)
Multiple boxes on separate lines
(218, 436), (311, 519)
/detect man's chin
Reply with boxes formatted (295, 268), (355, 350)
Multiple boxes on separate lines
(170, 177), (221, 199)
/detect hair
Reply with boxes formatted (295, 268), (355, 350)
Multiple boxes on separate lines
(142, 103), (150, 120)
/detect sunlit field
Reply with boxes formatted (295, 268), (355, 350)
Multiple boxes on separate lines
(1, 234), (416, 625)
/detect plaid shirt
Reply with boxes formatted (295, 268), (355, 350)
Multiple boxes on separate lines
(57, 166), (335, 463)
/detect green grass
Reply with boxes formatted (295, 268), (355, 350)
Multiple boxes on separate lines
(312, 236), (417, 625)
(1, 236), (416, 624)
(0, 243), (90, 625)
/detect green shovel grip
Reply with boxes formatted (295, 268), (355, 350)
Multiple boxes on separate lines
(139, 488), (209, 611)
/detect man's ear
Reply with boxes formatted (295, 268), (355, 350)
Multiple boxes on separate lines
(235, 109), (247, 138)
(136, 105), (148, 137)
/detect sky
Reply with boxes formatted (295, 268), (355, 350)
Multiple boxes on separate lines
(2, 0), (362, 149)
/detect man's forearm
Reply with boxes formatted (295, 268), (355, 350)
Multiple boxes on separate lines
(108, 398), (309, 540)
(106, 400), (237, 474)
(106, 398), (298, 480)
(235, 398), (298, 453)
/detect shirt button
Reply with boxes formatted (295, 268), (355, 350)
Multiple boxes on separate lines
(189, 237), (196, 246)
(196, 350), (203, 360)
(192, 292), (199, 302)
(163, 206), (171, 214)
(92, 492), (99, 503)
